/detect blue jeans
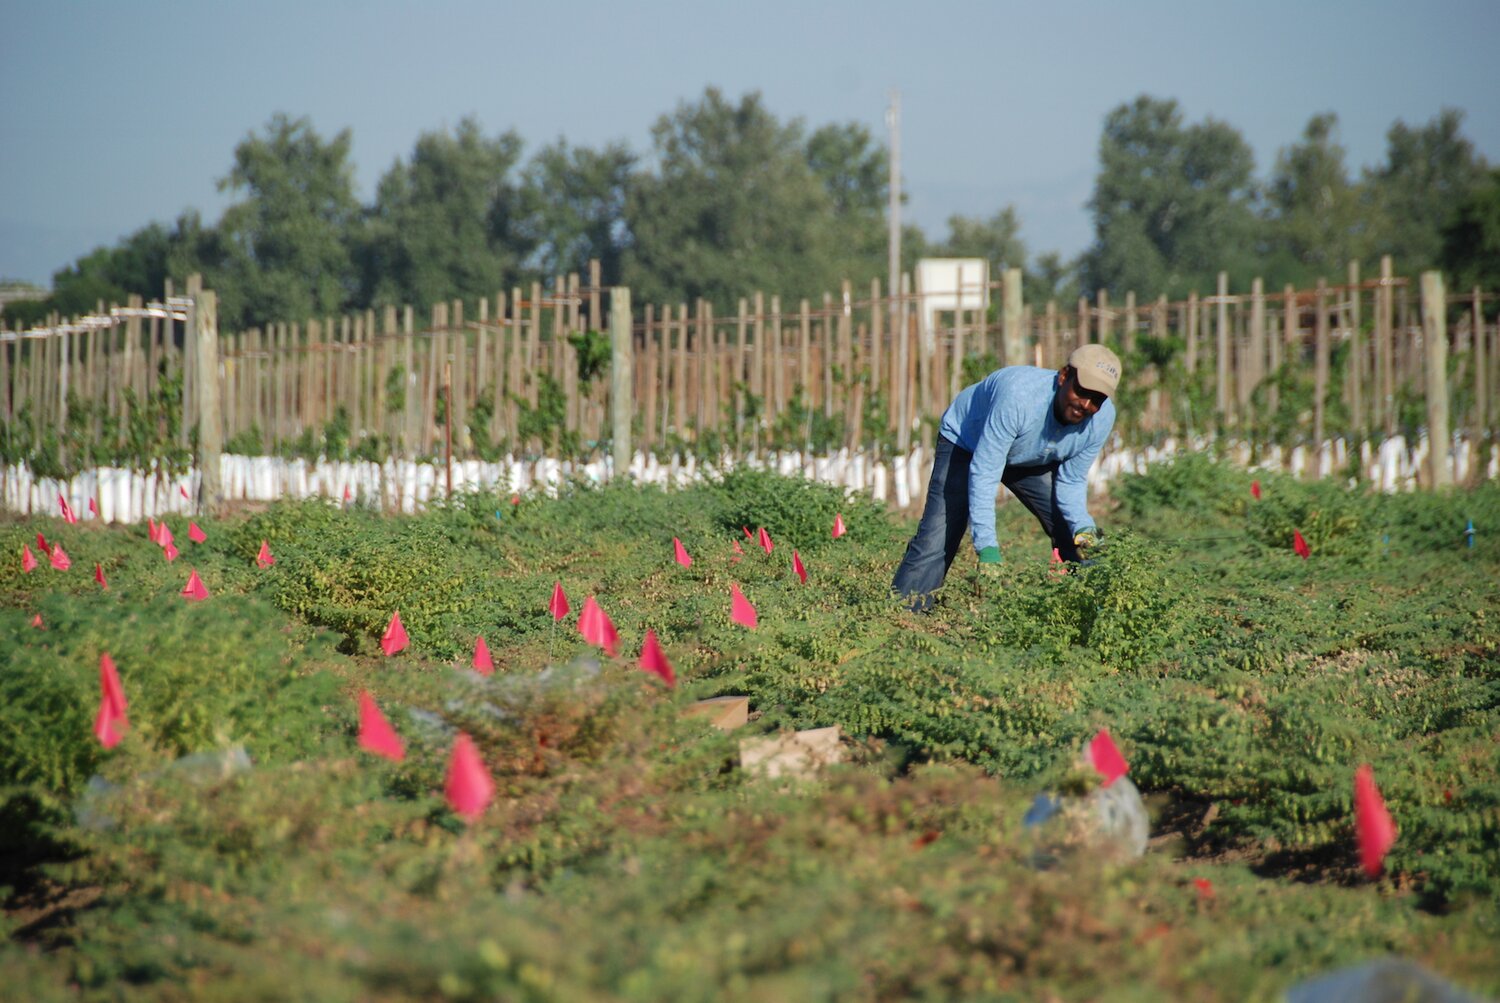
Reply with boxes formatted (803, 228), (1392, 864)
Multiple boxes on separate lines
(891, 436), (1081, 611)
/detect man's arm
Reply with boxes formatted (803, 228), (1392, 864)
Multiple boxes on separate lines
(1054, 410), (1114, 534)
(966, 407), (1019, 558)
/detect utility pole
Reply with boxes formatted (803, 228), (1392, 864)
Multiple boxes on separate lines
(886, 89), (901, 368)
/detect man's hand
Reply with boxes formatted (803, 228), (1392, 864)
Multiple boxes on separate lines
(1072, 527), (1102, 553)
(977, 546), (1003, 579)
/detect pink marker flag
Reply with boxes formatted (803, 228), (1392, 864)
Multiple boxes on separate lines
(94, 696), (124, 749)
(381, 611), (409, 655)
(730, 583), (758, 629)
(256, 540), (275, 569)
(181, 569), (209, 601)
(94, 563), (108, 589)
(673, 537), (693, 569)
(1088, 729), (1129, 787)
(731, 539), (744, 557)
(743, 526), (753, 539)
(445, 733), (494, 821)
(188, 522), (207, 544)
(1293, 529), (1310, 560)
(577, 596), (620, 656)
(50, 543), (71, 571)
(638, 628), (676, 687)
(30, 614), (43, 629)
(163, 541), (180, 563)
(88, 497), (98, 517)
(549, 581), (570, 621)
(343, 484), (352, 504)
(758, 526), (774, 555)
(1050, 547), (1067, 577)
(100, 652), (127, 717)
(1354, 764), (1397, 878)
(157, 523), (175, 550)
(793, 550), (808, 584)
(832, 512), (847, 539)
(95, 652), (128, 748)
(36, 532), (50, 555)
(472, 635), (494, 675)
(357, 691), (405, 762)
(180, 484), (190, 500)
(147, 518), (159, 545)
(21, 544), (37, 573)
(59, 494), (78, 524)
(1250, 480), (1262, 501)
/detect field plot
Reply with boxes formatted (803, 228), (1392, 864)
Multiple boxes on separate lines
(2, 457), (1498, 1001)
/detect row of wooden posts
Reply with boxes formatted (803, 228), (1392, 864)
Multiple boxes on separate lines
(1, 258), (1496, 506)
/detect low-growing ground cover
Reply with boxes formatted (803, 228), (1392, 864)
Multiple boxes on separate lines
(2, 457), (1497, 1001)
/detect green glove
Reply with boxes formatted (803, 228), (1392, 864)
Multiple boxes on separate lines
(1072, 527), (1101, 552)
(977, 546), (1003, 578)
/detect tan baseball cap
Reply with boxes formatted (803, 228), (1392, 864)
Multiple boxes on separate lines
(1068, 344), (1122, 396)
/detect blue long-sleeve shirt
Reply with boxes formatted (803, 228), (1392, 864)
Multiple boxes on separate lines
(938, 366), (1114, 554)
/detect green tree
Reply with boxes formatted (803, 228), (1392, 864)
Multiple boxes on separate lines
(805, 121), (888, 280)
(623, 88), (864, 308)
(937, 206), (1027, 271)
(216, 113), (362, 329)
(1264, 113), (1366, 285)
(1083, 95), (1260, 298)
(517, 139), (636, 285)
(361, 118), (528, 314)
(1364, 108), (1488, 273)
(1440, 166), (1500, 294)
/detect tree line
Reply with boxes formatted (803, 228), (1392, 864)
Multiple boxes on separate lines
(7, 88), (1498, 332)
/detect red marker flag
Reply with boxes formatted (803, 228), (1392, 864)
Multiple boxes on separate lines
(1292, 529), (1310, 560)
(343, 484), (352, 504)
(381, 611), (408, 656)
(730, 583), (758, 629)
(758, 526), (774, 555)
(793, 550), (808, 584)
(188, 522), (206, 544)
(147, 519), (159, 545)
(1088, 728), (1129, 787)
(832, 512), (847, 539)
(1250, 480), (1262, 501)
(179, 484), (190, 500)
(163, 541), (180, 563)
(743, 526), (753, 539)
(88, 497), (98, 517)
(1193, 877), (1215, 901)
(1050, 547), (1067, 578)
(638, 628), (675, 687)
(21, 544), (37, 573)
(94, 563), (108, 589)
(549, 581), (570, 621)
(731, 539), (744, 558)
(181, 569), (209, 601)
(673, 537), (693, 569)
(472, 635), (494, 675)
(36, 532), (50, 555)
(50, 543), (71, 571)
(577, 596), (620, 656)
(357, 691), (405, 762)
(1354, 764), (1397, 878)
(256, 540), (275, 569)
(445, 733), (494, 820)
(59, 494), (78, 524)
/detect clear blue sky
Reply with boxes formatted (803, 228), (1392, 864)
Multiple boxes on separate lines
(3, 0), (1497, 288)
